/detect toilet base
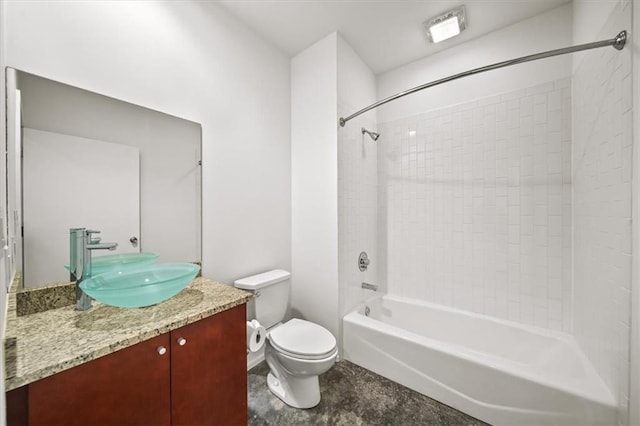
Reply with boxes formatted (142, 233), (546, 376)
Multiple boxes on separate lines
(267, 372), (321, 409)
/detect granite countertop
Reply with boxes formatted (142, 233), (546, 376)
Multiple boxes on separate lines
(4, 277), (252, 391)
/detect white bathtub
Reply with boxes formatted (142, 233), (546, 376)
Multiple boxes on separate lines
(343, 294), (616, 426)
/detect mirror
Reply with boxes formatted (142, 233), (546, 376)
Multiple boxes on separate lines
(7, 68), (202, 289)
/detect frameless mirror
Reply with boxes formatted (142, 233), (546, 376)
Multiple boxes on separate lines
(7, 68), (202, 289)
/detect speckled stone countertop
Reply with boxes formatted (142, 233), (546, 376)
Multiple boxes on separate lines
(4, 277), (251, 391)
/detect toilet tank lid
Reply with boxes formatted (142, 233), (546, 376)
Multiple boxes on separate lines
(234, 269), (291, 290)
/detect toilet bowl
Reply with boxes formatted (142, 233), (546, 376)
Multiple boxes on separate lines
(233, 269), (337, 409)
(264, 318), (337, 408)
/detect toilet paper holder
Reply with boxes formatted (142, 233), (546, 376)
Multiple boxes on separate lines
(246, 319), (266, 353)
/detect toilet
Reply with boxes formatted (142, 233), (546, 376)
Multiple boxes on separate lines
(234, 269), (337, 409)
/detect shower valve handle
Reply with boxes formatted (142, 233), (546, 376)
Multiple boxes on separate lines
(358, 251), (370, 271)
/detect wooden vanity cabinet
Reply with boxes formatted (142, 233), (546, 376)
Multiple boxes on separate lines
(6, 304), (247, 426)
(171, 304), (247, 426)
(28, 333), (172, 426)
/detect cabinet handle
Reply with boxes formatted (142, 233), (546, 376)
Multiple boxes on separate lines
(157, 346), (167, 355)
(177, 337), (187, 346)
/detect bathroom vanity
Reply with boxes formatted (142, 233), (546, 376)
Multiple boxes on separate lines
(4, 277), (251, 426)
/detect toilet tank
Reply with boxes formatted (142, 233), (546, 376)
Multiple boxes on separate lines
(234, 269), (291, 329)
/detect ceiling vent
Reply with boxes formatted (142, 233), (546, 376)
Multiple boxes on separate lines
(423, 5), (467, 44)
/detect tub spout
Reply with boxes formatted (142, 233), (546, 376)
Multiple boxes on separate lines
(362, 282), (378, 291)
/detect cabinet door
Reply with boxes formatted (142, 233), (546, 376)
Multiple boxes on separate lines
(6, 385), (28, 426)
(171, 304), (247, 426)
(29, 334), (171, 426)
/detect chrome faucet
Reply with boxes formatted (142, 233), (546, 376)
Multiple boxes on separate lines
(361, 282), (378, 291)
(70, 228), (118, 310)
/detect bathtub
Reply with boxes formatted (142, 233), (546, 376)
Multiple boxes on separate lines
(343, 294), (616, 426)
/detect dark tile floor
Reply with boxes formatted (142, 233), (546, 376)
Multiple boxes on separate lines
(248, 360), (489, 426)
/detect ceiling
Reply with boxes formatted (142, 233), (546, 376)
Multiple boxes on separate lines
(216, 0), (571, 74)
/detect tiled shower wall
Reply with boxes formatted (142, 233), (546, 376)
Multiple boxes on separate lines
(572, 1), (632, 421)
(378, 78), (572, 331)
(338, 102), (378, 318)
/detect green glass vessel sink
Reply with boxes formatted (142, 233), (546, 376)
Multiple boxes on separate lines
(65, 252), (159, 276)
(79, 263), (201, 308)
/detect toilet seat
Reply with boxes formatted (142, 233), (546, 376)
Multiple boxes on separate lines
(268, 318), (337, 360)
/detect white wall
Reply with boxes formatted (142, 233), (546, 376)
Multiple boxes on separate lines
(572, 0), (619, 72)
(291, 33), (377, 345)
(572, 1), (633, 423)
(631, 2), (640, 424)
(337, 35), (377, 320)
(376, 4), (573, 123)
(572, 0), (618, 44)
(3, 0), (291, 286)
(291, 33), (339, 338)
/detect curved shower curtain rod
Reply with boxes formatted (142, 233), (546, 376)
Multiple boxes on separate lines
(339, 30), (627, 127)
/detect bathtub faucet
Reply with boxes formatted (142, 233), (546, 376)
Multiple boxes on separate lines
(361, 282), (378, 291)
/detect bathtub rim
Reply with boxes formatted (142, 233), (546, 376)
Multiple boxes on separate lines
(344, 292), (616, 409)
(357, 293), (575, 343)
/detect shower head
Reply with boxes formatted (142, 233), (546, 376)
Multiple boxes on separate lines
(361, 127), (380, 142)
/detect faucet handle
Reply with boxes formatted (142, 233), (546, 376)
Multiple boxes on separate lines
(86, 229), (101, 235)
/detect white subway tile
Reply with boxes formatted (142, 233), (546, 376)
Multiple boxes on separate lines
(571, 10), (631, 409)
(377, 78), (571, 333)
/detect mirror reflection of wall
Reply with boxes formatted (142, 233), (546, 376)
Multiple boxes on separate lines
(14, 69), (202, 289)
